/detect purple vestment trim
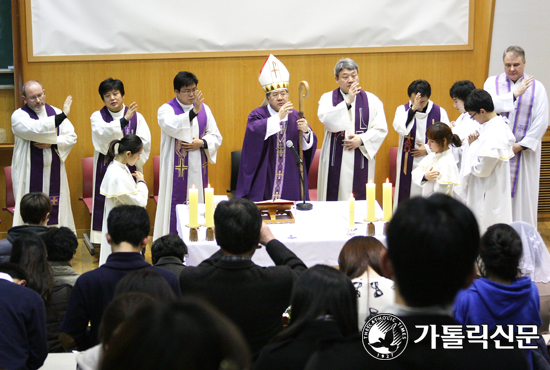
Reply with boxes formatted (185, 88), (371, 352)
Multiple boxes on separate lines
(166, 98), (208, 234)
(21, 104), (61, 225)
(397, 103), (440, 206)
(92, 106), (139, 231)
(271, 121), (288, 200)
(496, 73), (535, 197)
(325, 89), (370, 200)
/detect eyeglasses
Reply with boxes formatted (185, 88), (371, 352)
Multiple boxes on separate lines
(179, 88), (197, 95)
(28, 92), (45, 102)
(469, 112), (477, 119)
(269, 91), (288, 98)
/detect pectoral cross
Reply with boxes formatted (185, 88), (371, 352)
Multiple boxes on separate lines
(175, 157), (188, 178)
(403, 133), (414, 175)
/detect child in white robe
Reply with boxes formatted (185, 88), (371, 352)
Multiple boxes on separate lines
(412, 122), (461, 197)
(99, 134), (148, 266)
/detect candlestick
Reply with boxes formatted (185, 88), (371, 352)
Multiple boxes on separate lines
(349, 193), (355, 229)
(383, 178), (393, 222)
(188, 185), (199, 228)
(204, 184), (214, 227)
(365, 180), (376, 222)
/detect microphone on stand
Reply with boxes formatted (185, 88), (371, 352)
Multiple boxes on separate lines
(286, 140), (312, 211)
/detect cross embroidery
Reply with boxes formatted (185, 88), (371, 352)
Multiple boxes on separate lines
(403, 133), (413, 153)
(49, 196), (59, 206)
(175, 157), (188, 178)
(271, 61), (279, 78)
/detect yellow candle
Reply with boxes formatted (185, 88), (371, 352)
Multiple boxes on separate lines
(366, 180), (376, 222)
(188, 184), (199, 228)
(204, 184), (214, 227)
(349, 193), (355, 229)
(383, 178), (393, 222)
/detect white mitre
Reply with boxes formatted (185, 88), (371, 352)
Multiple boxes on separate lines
(259, 54), (290, 106)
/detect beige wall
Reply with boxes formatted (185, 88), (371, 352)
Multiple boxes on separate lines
(0, 0), (495, 236)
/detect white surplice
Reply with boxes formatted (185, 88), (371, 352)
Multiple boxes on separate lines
(317, 90), (388, 201)
(451, 112), (481, 171)
(484, 75), (549, 227)
(11, 106), (77, 231)
(458, 115), (515, 233)
(392, 101), (449, 210)
(89, 106), (151, 243)
(153, 100), (222, 241)
(98, 160), (148, 266)
(412, 148), (460, 197)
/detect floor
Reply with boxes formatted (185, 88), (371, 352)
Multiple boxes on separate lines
(71, 222), (550, 275)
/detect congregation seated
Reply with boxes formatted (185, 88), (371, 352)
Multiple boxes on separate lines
(59, 205), (181, 351)
(0, 192), (51, 263)
(179, 197), (308, 357)
(151, 233), (187, 278)
(43, 226), (80, 286)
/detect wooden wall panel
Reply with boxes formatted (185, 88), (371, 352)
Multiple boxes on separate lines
(2, 0), (495, 235)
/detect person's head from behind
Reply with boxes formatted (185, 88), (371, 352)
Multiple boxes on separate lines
(338, 236), (385, 279)
(99, 293), (155, 350)
(105, 134), (143, 166)
(42, 226), (78, 263)
(98, 78), (125, 113)
(100, 297), (251, 370)
(464, 89), (495, 124)
(478, 223), (522, 283)
(174, 71), (199, 106)
(114, 269), (176, 302)
(277, 265), (357, 342)
(0, 262), (28, 286)
(20, 192), (51, 225)
(385, 194), (479, 307)
(107, 205), (150, 252)
(426, 122), (462, 153)
(407, 80), (431, 111)
(151, 234), (188, 265)
(214, 197), (262, 255)
(449, 80), (476, 113)
(10, 234), (54, 301)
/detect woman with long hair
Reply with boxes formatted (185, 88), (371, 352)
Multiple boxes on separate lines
(99, 134), (148, 265)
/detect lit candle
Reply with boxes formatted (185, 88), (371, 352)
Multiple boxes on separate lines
(188, 184), (199, 228)
(349, 193), (355, 229)
(204, 184), (214, 227)
(366, 180), (376, 222)
(383, 178), (392, 222)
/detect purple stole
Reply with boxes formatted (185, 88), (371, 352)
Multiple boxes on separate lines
(326, 89), (370, 200)
(495, 73), (536, 197)
(92, 106), (138, 231)
(166, 98), (208, 234)
(397, 102), (440, 205)
(21, 104), (62, 225)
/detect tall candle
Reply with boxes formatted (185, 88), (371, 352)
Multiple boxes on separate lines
(349, 193), (355, 229)
(383, 178), (393, 222)
(366, 180), (376, 222)
(204, 184), (214, 227)
(188, 185), (199, 227)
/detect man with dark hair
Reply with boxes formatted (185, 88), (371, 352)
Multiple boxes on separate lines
(43, 226), (80, 286)
(89, 77), (151, 245)
(154, 71), (222, 240)
(305, 194), (529, 370)
(393, 80), (450, 209)
(484, 46), (549, 227)
(11, 80), (77, 232)
(0, 192), (51, 262)
(460, 89), (515, 232)
(179, 197), (307, 356)
(60, 205), (180, 351)
(152, 233), (187, 277)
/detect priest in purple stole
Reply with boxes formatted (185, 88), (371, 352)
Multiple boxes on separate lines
(153, 71), (222, 241)
(484, 46), (549, 227)
(89, 78), (151, 244)
(392, 80), (450, 211)
(236, 54), (317, 202)
(317, 58), (388, 201)
(11, 80), (77, 232)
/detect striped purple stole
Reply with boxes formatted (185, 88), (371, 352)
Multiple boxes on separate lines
(495, 73), (536, 197)
(91, 106), (138, 231)
(166, 98), (208, 233)
(397, 102), (440, 205)
(21, 104), (62, 225)
(326, 89), (370, 200)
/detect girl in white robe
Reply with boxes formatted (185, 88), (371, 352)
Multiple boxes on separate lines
(99, 134), (148, 266)
(412, 122), (461, 197)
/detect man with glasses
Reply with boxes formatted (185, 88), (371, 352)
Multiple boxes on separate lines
(236, 54), (317, 201)
(10, 80), (77, 232)
(154, 71), (222, 240)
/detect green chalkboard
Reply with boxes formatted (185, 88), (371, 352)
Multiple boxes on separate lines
(0, 0), (14, 86)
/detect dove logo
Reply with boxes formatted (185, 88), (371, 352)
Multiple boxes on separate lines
(361, 314), (408, 360)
